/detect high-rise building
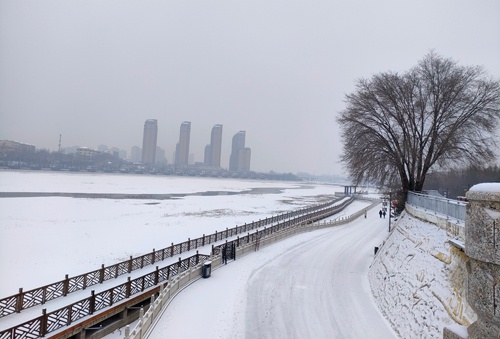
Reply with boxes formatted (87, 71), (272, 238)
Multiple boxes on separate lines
(239, 147), (251, 172)
(175, 121), (191, 166)
(209, 124), (223, 167)
(204, 144), (212, 165)
(142, 119), (158, 165)
(229, 131), (245, 171)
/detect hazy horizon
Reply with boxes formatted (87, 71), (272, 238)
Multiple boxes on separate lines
(1, 0), (499, 175)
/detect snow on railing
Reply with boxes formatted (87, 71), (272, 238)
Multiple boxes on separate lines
(407, 191), (466, 222)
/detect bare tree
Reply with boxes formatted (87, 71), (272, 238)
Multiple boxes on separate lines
(337, 52), (500, 204)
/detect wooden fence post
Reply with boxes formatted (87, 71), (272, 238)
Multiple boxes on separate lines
(16, 288), (23, 313)
(99, 264), (105, 283)
(155, 266), (160, 285)
(109, 289), (114, 306)
(196, 251), (199, 265)
(126, 278), (131, 298)
(152, 248), (156, 264)
(63, 274), (69, 296)
(40, 308), (48, 337)
(188, 238), (191, 251)
(202, 234), (205, 246)
(42, 286), (47, 304)
(90, 290), (96, 314)
(128, 256), (133, 273)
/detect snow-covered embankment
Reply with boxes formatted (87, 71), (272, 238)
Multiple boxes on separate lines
(368, 211), (476, 338)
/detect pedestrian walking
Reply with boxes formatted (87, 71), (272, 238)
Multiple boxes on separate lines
(383, 210), (386, 218)
(379, 210), (382, 218)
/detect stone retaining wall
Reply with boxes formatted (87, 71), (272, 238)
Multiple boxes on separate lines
(461, 183), (500, 339)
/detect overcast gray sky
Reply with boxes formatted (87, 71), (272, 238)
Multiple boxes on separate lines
(1, 0), (499, 175)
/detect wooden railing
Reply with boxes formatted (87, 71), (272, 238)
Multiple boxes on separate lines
(0, 252), (209, 339)
(0, 197), (346, 319)
(0, 197), (353, 339)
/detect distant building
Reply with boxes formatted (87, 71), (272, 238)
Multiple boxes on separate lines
(229, 131), (249, 172)
(62, 146), (80, 154)
(97, 144), (108, 152)
(110, 147), (121, 158)
(156, 146), (167, 164)
(77, 147), (99, 157)
(142, 119), (158, 165)
(175, 121), (191, 166)
(0, 140), (36, 153)
(204, 144), (212, 165)
(209, 124), (223, 167)
(130, 146), (141, 163)
(239, 147), (251, 172)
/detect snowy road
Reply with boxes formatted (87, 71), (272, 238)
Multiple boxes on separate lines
(245, 207), (396, 338)
(146, 203), (397, 339)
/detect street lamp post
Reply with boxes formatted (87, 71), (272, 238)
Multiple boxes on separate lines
(388, 192), (392, 232)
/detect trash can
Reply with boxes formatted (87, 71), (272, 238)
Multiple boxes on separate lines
(374, 246), (379, 255)
(202, 261), (212, 278)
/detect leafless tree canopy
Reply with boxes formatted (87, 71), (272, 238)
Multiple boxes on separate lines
(337, 52), (500, 197)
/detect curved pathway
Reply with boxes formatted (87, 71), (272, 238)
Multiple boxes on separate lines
(146, 203), (397, 339)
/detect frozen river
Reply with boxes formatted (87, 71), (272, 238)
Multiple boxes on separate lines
(0, 170), (346, 296)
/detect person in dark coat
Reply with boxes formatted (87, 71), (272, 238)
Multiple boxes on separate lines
(383, 210), (386, 218)
(379, 210), (383, 218)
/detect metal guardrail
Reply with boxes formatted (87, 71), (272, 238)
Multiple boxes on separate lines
(407, 191), (466, 221)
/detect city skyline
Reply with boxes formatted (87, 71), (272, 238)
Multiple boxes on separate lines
(1, 1), (499, 175)
(3, 119), (256, 171)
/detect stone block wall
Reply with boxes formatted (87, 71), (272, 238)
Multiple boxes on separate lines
(464, 183), (500, 339)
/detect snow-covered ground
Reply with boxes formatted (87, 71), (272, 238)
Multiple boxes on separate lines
(143, 202), (397, 339)
(0, 170), (343, 296)
(0, 170), (465, 338)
